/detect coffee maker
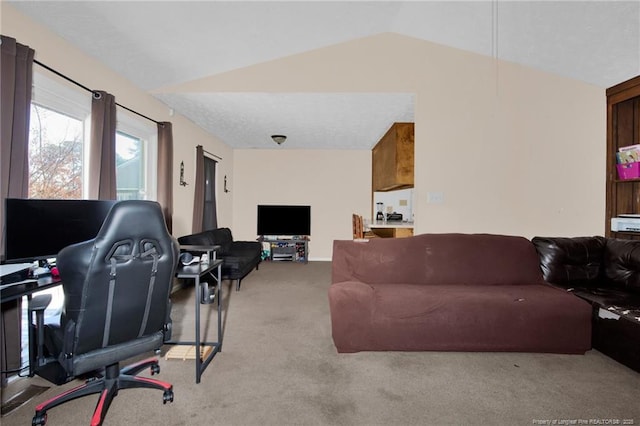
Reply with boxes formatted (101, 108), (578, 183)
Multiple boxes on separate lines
(376, 202), (385, 221)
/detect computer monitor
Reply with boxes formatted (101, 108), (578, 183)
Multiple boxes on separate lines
(3, 198), (117, 264)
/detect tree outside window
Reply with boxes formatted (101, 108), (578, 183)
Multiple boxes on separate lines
(28, 104), (83, 199)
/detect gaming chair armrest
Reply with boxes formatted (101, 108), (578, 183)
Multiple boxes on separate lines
(28, 294), (52, 375)
(29, 294), (52, 312)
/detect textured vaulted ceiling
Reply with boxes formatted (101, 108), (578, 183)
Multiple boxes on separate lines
(7, 1), (640, 149)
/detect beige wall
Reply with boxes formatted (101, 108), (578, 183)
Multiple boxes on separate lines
(162, 33), (605, 258)
(417, 52), (605, 238)
(4, 5), (607, 260)
(233, 149), (372, 260)
(1, 4), (234, 239)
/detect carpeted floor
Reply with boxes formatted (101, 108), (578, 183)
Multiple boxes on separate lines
(2, 260), (640, 425)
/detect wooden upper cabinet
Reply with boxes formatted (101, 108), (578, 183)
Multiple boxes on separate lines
(372, 122), (414, 191)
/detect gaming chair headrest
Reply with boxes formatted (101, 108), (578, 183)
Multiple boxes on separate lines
(95, 200), (170, 245)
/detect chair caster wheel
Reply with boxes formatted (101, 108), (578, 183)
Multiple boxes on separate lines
(163, 389), (174, 404)
(151, 363), (160, 375)
(32, 413), (47, 426)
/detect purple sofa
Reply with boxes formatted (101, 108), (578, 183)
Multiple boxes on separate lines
(328, 233), (592, 354)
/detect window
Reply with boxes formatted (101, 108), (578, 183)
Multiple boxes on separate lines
(116, 131), (144, 200)
(115, 111), (157, 201)
(29, 72), (157, 200)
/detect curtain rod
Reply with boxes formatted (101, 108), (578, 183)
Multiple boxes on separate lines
(204, 148), (222, 161)
(34, 59), (161, 126)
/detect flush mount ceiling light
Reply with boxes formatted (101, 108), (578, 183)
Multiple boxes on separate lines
(271, 135), (287, 145)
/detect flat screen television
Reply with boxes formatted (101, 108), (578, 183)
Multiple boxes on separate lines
(3, 198), (118, 264)
(257, 205), (311, 236)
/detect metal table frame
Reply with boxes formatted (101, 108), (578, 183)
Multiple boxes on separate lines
(1, 275), (61, 304)
(1, 275), (62, 377)
(169, 257), (223, 383)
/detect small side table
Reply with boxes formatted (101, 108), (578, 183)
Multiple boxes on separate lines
(167, 257), (223, 384)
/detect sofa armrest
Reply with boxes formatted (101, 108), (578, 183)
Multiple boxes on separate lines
(328, 281), (375, 353)
(177, 232), (214, 246)
(230, 241), (261, 251)
(531, 236), (606, 288)
(180, 244), (220, 261)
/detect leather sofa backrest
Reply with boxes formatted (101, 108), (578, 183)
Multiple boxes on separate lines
(178, 228), (235, 254)
(177, 231), (214, 246)
(207, 228), (233, 254)
(332, 233), (544, 286)
(604, 239), (640, 294)
(531, 236), (606, 288)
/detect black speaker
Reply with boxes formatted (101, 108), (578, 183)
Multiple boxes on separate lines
(200, 281), (216, 304)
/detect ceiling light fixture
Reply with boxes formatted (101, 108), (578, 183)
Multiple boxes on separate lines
(271, 135), (287, 145)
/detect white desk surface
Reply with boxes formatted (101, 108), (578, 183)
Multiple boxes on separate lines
(0, 263), (32, 277)
(369, 220), (414, 229)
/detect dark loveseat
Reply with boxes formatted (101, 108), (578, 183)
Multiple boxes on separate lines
(532, 236), (640, 373)
(178, 228), (261, 291)
(328, 233), (592, 354)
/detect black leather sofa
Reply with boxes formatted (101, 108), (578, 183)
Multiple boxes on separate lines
(532, 236), (640, 373)
(178, 228), (261, 291)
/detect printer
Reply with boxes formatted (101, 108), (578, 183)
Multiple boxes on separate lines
(611, 215), (640, 232)
(0, 263), (32, 286)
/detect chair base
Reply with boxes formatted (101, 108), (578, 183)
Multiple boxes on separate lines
(32, 357), (173, 426)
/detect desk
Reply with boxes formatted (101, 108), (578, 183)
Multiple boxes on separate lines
(1, 275), (62, 377)
(369, 220), (414, 238)
(167, 258), (223, 384)
(2, 258), (224, 384)
(1, 275), (61, 304)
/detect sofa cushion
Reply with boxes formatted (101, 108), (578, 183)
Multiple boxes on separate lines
(531, 236), (605, 288)
(329, 280), (592, 353)
(207, 228), (233, 254)
(177, 230), (215, 246)
(603, 238), (640, 294)
(178, 227), (261, 283)
(570, 287), (640, 308)
(221, 255), (254, 275)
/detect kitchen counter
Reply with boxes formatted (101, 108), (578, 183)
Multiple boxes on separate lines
(370, 220), (414, 228)
(369, 220), (414, 238)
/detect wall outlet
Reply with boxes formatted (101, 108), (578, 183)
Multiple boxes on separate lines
(427, 192), (444, 204)
(399, 199), (408, 206)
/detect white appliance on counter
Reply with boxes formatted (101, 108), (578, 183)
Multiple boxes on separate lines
(372, 188), (414, 223)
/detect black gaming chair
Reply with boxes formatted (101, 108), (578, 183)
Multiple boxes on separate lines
(30, 200), (180, 426)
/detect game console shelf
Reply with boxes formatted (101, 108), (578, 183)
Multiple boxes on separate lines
(259, 236), (309, 264)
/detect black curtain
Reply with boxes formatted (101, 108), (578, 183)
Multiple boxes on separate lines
(203, 156), (218, 230)
(157, 122), (173, 233)
(191, 146), (218, 232)
(191, 146), (204, 233)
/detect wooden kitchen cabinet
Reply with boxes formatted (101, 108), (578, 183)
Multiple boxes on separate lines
(372, 122), (414, 191)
